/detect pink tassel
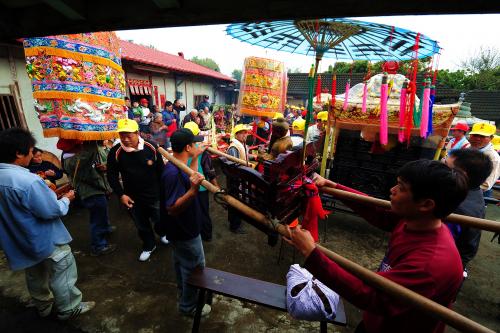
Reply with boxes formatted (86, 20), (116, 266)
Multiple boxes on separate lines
(380, 74), (388, 145)
(361, 81), (368, 113)
(420, 80), (431, 137)
(398, 80), (408, 143)
(342, 79), (350, 111)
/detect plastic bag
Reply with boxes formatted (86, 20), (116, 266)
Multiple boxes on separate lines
(286, 264), (339, 321)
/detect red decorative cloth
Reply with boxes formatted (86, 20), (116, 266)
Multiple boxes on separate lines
(301, 182), (329, 242)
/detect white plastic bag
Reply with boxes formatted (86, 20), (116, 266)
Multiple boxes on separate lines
(286, 264), (340, 321)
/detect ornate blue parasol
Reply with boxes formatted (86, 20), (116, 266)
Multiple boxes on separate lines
(226, 18), (440, 63)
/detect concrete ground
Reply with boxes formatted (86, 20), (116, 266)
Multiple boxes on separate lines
(0, 180), (499, 332)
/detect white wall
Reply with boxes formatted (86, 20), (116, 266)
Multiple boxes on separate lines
(215, 89), (227, 106)
(0, 46), (59, 155)
(164, 77), (212, 119)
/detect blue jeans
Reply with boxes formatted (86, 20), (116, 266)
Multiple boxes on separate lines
(164, 137), (171, 149)
(82, 195), (110, 251)
(172, 235), (205, 313)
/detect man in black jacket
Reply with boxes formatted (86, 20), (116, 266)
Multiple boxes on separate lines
(107, 119), (169, 261)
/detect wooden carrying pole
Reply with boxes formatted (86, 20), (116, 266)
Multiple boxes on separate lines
(320, 186), (500, 233)
(206, 144), (500, 233)
(206, 147), (249, 166)
(157, 147), (494, 333)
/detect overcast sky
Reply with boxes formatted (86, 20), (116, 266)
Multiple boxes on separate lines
(117, 14), (500, 77)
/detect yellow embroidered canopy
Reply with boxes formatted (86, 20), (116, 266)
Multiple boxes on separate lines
(24, 31), (127, 140)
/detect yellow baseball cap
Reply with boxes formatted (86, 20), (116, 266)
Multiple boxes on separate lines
(117, 118), (139, 133)
(292, 118), (306, 131)
(273, 112), (284, 120)
(469, 122), (496, 137)
(184, 121), (200, 135)
(317, 111), (328, 122)
(232, 124), (251, 136)
(492, 135), (500, 151)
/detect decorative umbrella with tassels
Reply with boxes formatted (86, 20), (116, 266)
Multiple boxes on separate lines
(227, 18), (440, 71)
(227, 18), (442, 171)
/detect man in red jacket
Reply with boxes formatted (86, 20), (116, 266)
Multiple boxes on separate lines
(286, 160), (469, 333)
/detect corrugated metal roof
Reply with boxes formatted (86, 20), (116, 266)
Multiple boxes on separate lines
(465, 90), (500, 122)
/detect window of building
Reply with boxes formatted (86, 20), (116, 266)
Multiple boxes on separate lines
(0, 85), (27, 131)
(193, 95), (205, 109)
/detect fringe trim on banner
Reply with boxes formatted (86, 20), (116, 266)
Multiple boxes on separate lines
(43, 128), (119, 141)
(239, 108), (276, 118)
(24, 47), (124, 73)
(33, 91), (125, 105)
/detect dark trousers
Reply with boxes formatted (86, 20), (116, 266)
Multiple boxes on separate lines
(457, 227), (482, 268)
(354, 321), (367, 333)
(82, 194), (110, 251)
(129, 200), (161, 251)
(228, 207), (241, 231)
(198, 191), (212, 240)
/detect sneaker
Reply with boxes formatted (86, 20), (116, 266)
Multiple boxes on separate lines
(90, 244), (117, 257)
(139, 246), (156, 261)
(160, 236), (170, 245)
(180, 304), (211, 318)
(58, 301), (95, 320)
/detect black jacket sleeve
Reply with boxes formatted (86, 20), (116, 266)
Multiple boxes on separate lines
(106, 145), (124, 197)
(153, 142), (165, 181)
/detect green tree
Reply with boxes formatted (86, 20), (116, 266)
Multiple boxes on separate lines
(461, 46), (500, 74)
(190, 56), (221, 72)
(324, 61), (371, 74)
(459, 46), (500, 90)
(231, 69), (242, 82)
(436, 69), (470, 90)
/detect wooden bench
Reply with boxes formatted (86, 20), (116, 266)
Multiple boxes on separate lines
(187, 267), (347, 333)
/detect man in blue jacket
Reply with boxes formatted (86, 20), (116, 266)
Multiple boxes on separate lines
(197, 95), (211, 111)
(0, 128), (94, 320)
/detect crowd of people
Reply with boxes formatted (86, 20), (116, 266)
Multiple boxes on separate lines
(0, 102), (498, 331)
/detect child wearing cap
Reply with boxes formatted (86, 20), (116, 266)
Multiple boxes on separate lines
(138, 98), (152, 134)
(468, 122), (500, 194)
(443, 121), (470, 161)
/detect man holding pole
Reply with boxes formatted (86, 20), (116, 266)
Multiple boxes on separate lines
(286, 160), (469, 333)
(227, 124), (252, 234)
(184, 121), (219, 241)
(160, 128), (211, 317)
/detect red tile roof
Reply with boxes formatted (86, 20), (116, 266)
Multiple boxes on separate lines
(120, 40), (235, 82)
